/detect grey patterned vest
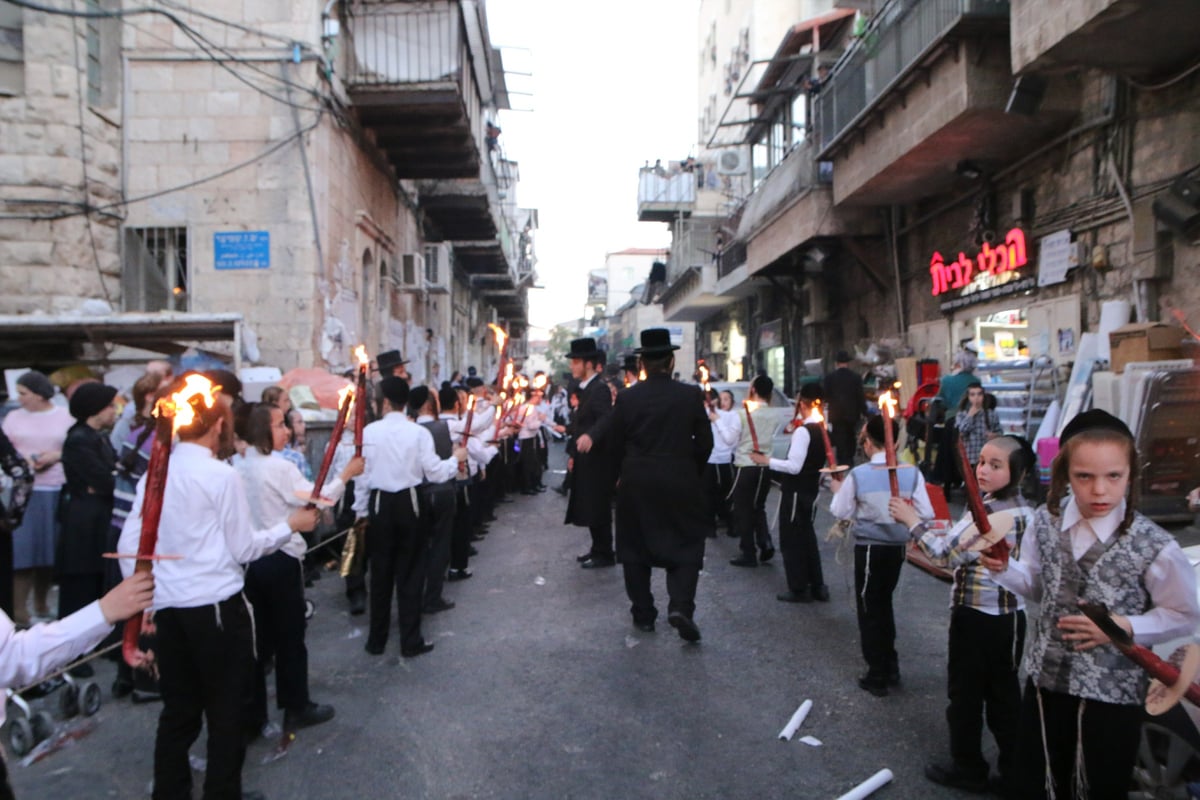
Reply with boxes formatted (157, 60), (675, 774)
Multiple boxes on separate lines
(1027, 508), (1173, 705)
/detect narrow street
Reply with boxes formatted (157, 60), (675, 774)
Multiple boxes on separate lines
(11, 445), (980, 799)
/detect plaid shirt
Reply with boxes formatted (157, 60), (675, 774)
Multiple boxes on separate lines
(911, 495), (1033, 615)
(955, 407), (1001, 464)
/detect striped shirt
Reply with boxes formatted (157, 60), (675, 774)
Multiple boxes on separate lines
(911, 494), (1032, 615)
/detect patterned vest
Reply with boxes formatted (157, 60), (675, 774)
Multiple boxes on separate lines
(1027, 509), (1174, 705)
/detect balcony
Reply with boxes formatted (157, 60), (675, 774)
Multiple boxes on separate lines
(637, 166), (696, 223)
(1011, 0), (1200, 77)
(813, 0), (1075, 205)
(417, 151), (502, 242)
(345, 1), (483, 179)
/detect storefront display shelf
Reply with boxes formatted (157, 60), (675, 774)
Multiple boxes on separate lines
(975, 358), (1063, 439)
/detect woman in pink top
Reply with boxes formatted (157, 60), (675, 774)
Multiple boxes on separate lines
(1, 372), (73, 625)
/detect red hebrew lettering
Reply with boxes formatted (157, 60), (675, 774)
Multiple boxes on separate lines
(955, 252), (974, 288)
(1005, 228), (1027, 269)
(930, 252), (948, 296)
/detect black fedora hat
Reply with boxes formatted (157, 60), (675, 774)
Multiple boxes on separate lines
(622, 354), (639, 373)
(565, 338), (602, 360)
(634, 328), (679, 356)
(377, 350), (408, 371)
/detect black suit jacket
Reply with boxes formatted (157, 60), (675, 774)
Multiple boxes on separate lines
(563, 376), (613, 528)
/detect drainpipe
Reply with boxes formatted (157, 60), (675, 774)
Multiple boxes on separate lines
(887, 206), (905, 335)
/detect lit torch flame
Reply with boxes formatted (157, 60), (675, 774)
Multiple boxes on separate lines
(880, 390), (897, 419)
(812, 401), (825, 424)
(353, 344), (369, 368)
(638, 369), (647, 382)
(502, 362), (515, 392)
(158, 374), (219, 436)
(336, 383), (354, 420)
(488, 323), (508, 352)
(698, 363), (710, 389)
(533, 374), (547, 390)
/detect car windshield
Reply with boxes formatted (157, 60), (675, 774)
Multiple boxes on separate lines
(706, 382), (791, 408)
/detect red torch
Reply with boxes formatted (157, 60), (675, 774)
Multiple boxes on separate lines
(352, 344), (368, 457)
(743, 399), (762, 454)
(122, 373), (219, 666)
(308, 383), (354, 507)
(459, 394), (476, 475)
(879, 390), (900, 498)
(813, 402), (847, 474)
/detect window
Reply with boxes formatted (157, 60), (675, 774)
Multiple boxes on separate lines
(122, 227), (189, 311)
(84, 0), (118, 107)
(424, 243), (440, 286)
(0, 2), (23, 97)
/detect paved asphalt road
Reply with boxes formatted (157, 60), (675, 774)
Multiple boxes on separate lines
(10, 445), (1035, 799)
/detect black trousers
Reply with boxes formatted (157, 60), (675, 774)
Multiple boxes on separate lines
(622, 560), (700, 624)
(830, 417), (859, 469)
(450, 483), (472, 571)
(244, 551), (309, 720)
(518, 437), (540, 491)
(1014, 680), (1142, 800)
(779, 488), (824, 593)
(57, 572), (104, 619)
(730, 466), (772, 558)
(853, 543), (905, 679)
(946, 606), (1025, 777)
(419, 485), (457, 606)
(589, 519), (614, 560)
(704, 462), (733, 526)
(153, 593), (255, 800)
(365, 489), (427, 653)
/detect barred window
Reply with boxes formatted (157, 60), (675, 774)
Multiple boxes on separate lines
(123, 227), (189, 312)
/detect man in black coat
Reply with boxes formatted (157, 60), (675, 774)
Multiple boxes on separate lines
(823, 350), (866, 468)
(577, 329), (713, 641)
(562, 338), (616, 569)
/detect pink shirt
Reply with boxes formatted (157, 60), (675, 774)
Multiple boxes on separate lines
(2, 405), (73, 488)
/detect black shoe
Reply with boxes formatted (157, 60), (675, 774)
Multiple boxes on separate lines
(446, 569), (473, 582)
(575, 551), (594, 563)
(759, 546), (775, 563)
(111, 678), (135, 699)
(633, 620), (655, 633)
(69, 663), (94, 678)
(857, 673), (888, 697)
(130, 690), (162, 704)
(485, 514), (498, 522)
(470, 533), (486, 542)
(364, 642), (385, 656)
(555, 486), (569, 496)
(776, 590), (812, 603)
(923, 761), (987, 793)
(580, 556), (615, 569)
(667, 612), (701, 643)
(283, 702), (335, 732)
(423, 598), (456, 614)
(348, 592), (366, 616)
(812, 585), (831, 602)
(729, 556), (758, 568)
(401, 642), (435, 658)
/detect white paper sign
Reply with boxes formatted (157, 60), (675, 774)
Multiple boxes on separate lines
(1037, 229), (1073, 287)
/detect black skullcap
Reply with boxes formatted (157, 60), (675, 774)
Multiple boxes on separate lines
(438, 386), (460, 411)
(799, 382), (824, 402)
(379, 376), (410, 409)
(204, 369), (243, 400)
(407, 385), (431, 415)
(865, 413), (899, 446)
(16, 370), (54, 400)
(69, 382), (117, 421)
(1059, 409), (1133, 446)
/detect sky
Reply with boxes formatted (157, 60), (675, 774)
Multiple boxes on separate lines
(485, 0), (700, 336)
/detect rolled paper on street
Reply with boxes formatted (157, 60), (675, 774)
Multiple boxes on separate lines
(778, 699), (813, 740)
(834, 768), (894, 800)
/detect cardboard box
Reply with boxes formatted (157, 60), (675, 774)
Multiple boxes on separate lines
(1108, 323), (1184, 374)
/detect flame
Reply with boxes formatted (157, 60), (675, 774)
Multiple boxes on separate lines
(698, 363), (710, 385)
(638, 369), (647, 381)
(157, 374), (219, 435)
(336, 384), (354, 419)
(502, 362), (514, 391)
(879, 390), (897, 419)
(532, 374), (547, 390)
(353, 345), (369, 368)
(812, 403), (825, 425)
(744, 399), (758, 413)
(488, 323), (508, 352)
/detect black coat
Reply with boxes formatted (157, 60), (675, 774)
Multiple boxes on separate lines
(823, 367), (866, 423)
(598, 374), (713, 566)
(59, 423), (116, 576)
(564, 376), (613, 528)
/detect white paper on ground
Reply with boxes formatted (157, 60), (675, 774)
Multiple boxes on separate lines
(834, 768), (894, 800)
(778, 699), (813, 740)
(799, 735), (822, 746)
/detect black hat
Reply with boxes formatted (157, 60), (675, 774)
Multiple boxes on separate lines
(379, 376), (410, 408)
(799, 382), (824, 402)
(377, 350), (407, 371)
(835, 350), (852, 363)
(16, 370), (54, 400)
(69, 382), (117, 422)
(634, 328), (679, 356)
(1059, 409), (1133, 446)
(622, 354), (639, 373)
(565, 338), (601, 360)
(204, 369), (243, 400)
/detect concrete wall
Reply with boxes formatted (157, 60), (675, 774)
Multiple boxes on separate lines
(1010, 0), (1113, 74)
(0, 8), (122, 313)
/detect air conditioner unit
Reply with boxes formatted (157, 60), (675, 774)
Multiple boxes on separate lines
(396, 252), (424, 290)
(802, 279), (829, 325)
(423, 243), (451, 294)
(716, 148), (748, 175)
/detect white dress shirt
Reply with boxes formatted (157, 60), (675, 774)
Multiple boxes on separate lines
(769, 411), (821, 474)
(235, 448), (346, 559)
(708, 409), (740, 464)
(0, 603), (111, 725)
(352, 412), (459, 515)
(119, 442), (294, 610)
(994, 498), (1200, 645)
(442, 413), (492, 477)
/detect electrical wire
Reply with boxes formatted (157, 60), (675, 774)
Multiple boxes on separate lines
(1125, 59), (1200, 92)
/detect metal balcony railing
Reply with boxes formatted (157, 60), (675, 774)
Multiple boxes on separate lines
(637, 170), (697, 208)
(346, 4), (463, 86)
(814, 0), (1009, 156)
